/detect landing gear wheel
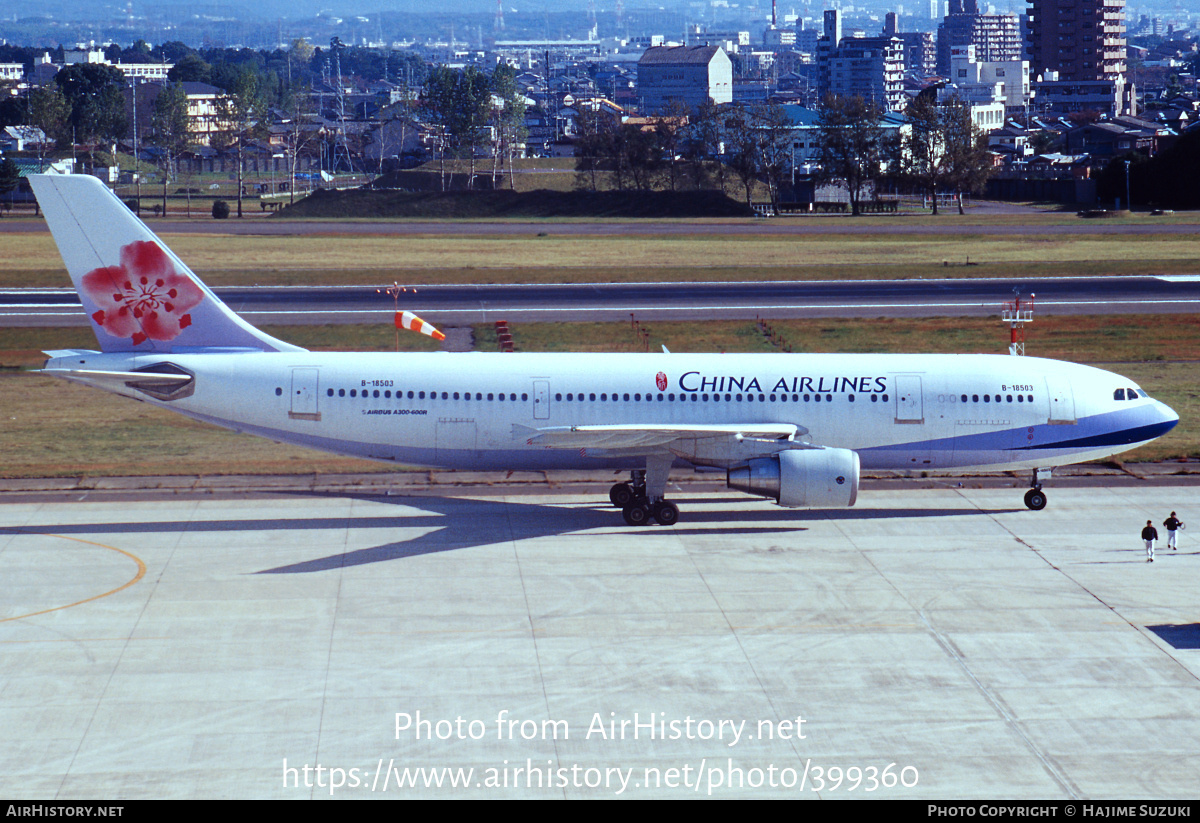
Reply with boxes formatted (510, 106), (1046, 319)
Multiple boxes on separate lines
(1024, 489), (1047, 511)
(622, 503), (652, 527)
(652, 500), (680, 526)
(609, 482), (635, 508)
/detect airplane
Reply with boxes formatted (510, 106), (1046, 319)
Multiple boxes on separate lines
(30, 173), (1180, 526)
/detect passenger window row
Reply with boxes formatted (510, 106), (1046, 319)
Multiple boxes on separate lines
(273, 387), (898, 405)
(322, 388), (530, 402)
(272, 387), (532, 401)
(960, 394), (1034, 403)
(273, 386), (1045, 407)
(553, 392), (891, 404)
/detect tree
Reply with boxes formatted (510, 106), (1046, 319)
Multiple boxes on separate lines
(1096, 151), (1149, 208)
(279, 85), (323, 203)
(653, 101), (691, 192)
(687, 98), (725, 192)
(160, 41), (197, 63)
(23, 85), (70, 171)
(213, 69), (267, 218)
(936, 99), (994, 214)
(148, 82), (192, 215)
(451, 66), (492, 189)
(901, 93), (952, 214)
(0, 157), (20, 215)
(573, 104), (613, 192)
(1101, 129), (1200, 210)
(749, 102), (794, 209)
(718, 103), (794, 207)
(421, 66), (492, 190)
(54, 63), (129, 153)
(724, 106), (760, 206)
(421, 66), (459, 190)
(287, 38), (315, 88)
(168, 54), (212, 84)
(0, 92), (27, 129)
(489, 64), (527, 189)
(815, 94), (886, 216)
(609, 123), (662, 192)
(900, 96), (994, 214)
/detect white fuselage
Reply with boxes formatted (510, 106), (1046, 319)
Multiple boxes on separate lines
(49, 350), (1179, 474)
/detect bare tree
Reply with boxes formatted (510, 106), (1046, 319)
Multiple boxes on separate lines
(281, 86), (324, 202)
(573, 104), (612, 192)
(489, 64), (527, 190)
(687, 98), (725, 192)
(214, 70), (267, 218)
(724, 107), (760, 206)
(900, 94), (993, 215)
(751, 102), (793, 209)
(653, 101), (690, 192)
(148, 82), (191, 216)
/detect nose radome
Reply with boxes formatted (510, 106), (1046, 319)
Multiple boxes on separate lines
(1157, 400), (1180, 432)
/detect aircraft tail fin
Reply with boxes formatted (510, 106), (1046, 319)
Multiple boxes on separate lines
(30, 174), (303, 353)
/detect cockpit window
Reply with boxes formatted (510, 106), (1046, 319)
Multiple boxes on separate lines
(1130, 387), (1144, 398)
(1114, 388), (1126, 400)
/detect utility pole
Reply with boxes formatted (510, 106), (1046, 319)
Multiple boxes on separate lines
(1124, 159), (1131, 212)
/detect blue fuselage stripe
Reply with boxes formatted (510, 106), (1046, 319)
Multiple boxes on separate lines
(1016, 419), (1178, 451)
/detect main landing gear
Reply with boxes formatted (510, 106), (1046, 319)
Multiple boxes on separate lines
(1023, 468), (1051, 511)
(609, 457), (679, 526)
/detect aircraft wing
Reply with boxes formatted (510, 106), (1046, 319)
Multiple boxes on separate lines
(514, 423), (809, 464)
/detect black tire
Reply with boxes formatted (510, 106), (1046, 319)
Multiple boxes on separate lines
(609, 482), (634, 508)
(622, 503), (651, 526)
(1024, 489), (1048, 510)
(652, 500), (680, 526)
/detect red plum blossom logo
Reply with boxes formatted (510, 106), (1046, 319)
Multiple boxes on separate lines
(81, 241), (205, 346)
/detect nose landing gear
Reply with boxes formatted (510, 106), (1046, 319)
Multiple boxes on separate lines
(1024, 468), (1051, 510)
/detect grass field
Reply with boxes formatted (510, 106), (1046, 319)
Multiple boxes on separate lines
(3, 227), (1200, 288)
(2, 315), (1195, 478)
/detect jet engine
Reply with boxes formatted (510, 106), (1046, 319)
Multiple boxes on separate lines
(727, 448), (859, 508)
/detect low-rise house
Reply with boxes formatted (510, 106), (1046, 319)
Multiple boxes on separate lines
(1065, 120), (1159, 159)
(1, 125), (49, 152)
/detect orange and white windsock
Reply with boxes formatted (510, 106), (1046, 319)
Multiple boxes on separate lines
(395, 310), (445, 341)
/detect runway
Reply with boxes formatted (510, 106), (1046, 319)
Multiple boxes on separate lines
(3, 480), (1199, 798)
(5, 275), (1200, 326)
(6, 215), (1200, 237)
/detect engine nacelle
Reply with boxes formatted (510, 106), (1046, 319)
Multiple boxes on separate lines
(727, 448), (859, 508)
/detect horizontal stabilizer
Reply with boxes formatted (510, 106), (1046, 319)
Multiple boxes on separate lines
(40, 367), (195, 401)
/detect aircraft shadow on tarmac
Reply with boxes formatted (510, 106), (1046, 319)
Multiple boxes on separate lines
(0, 493), (1016, 576)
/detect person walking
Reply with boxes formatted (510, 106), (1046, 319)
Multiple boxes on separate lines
(1142, 520), (1159, 562)
(1164, 512), (1184, 551)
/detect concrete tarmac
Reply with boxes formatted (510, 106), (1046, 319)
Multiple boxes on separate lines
(2, 481), (1199, 799)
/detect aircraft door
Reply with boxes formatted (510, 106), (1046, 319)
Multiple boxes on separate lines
(1045, 376), (1076, 424)
(533, 380), (550, 419)
(894, 375), (924, 424)
(289, 367), (321, 421)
